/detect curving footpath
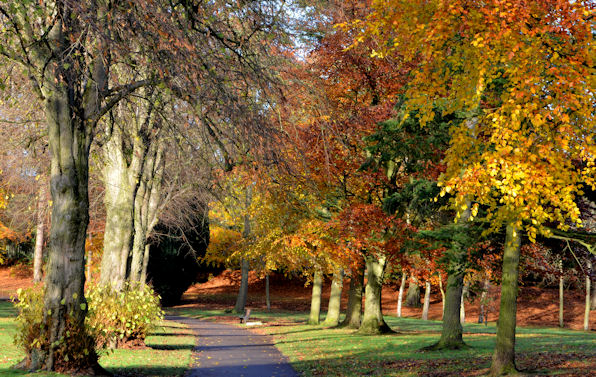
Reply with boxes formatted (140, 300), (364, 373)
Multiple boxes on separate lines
(166, 316), (298, 377)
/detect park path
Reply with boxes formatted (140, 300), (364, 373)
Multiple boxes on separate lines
(166, 315), (298, 377)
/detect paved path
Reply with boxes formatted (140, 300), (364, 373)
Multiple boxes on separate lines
(166, 316), (298, 377)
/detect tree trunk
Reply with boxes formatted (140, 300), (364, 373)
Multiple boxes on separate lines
(559, 259), (564, 328)
(424, 271), (466, 350)
(479, 278), (490, 324)
(357, 254), (392, 334)
(234, 190), (253, 314)
(33, 180), (47, 283)
(438, 273), (445, 318)
(323, 269), (344, 326)
(397, 273), (406, 318)
(87, 234), (92, 281)
(591, 272), (596, 310)
(422, 280), (431, 320)
(99, 120), (137, 289)
(307, 269), (323, 325)
(406, 279), (421, 308)
(129, 138), (164, 285)
(140, 244), (151, 284)
(584, 259), (592, 331)
(29, 80), (98, 371)
(234, 258), (250, 313)
(489, 223), (521, 376)
(266, 274), (271, 312)
(460, 282), (469, 325)
(339, 264), (364, 329)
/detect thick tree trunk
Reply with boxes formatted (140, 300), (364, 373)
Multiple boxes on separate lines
(99, 140), (135, 289)
(266, 274), (271, 312)
(33, 181), (47, 283)
(460, 282), (469, 325)
(406, 279), (421, 308)
(559, 259), (564, 328)
(339, 264), (364, 329)
(307, 269), (323, 325)
(479, 278), (490, 324)
(357, 254), (392, 334)
(234, 258), (250, 313)
(27, 82), (99, 371)
(584, 259), (591, 331)
(397, 273), (406, 318)
(424, 271), (466, 350)
(422, 280), (431, 320)
(128, 137), (164, 285)
(489, 223), (521, 376)
(428, 202), (471, 351)
(323, 269), (344, 326)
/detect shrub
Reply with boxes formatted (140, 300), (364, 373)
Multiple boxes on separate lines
(13, 283), (163, 355)
(12, 286), (97, 371)
(86, 283), (164, 348)
(12, 286), (44, 356)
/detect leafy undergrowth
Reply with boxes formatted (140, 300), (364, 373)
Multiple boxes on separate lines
(170, 307), (596, 377)
(0, 301), (194, 377)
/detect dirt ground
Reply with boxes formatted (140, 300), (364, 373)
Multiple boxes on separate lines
(1, 266), (594, 330)
(179, 269), (596, 331)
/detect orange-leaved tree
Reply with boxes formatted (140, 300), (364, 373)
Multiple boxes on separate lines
(352, 0), (595, 374)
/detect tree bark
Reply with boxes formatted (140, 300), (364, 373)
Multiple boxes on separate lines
(460, 282), (469, 325)
(307, 269), (323, 325)
(266, 274), (271, 312)
(323, 269), (344, 326)
(424, 271), (466, 350)
(234, 188), (253, 314)
(591, 272), (596, 310)
(234, 258), (250, 313)
(129, 139), (164, 285)
(479, 278), (490, 324)
(422, 280), (431, 320)
(140, 244), (151, 284)
(99, 123), (136, 289)
(438, 273), (445, 318)
(559, 259), (564, 328)
(339, 264), (364, 329)
(397, 273), (406, 318)
(33, 180), (47, 283)
(584, 259), (592, 331)
(357, 254), (392, 334)
(489, 223), (522, 376)
(406, 279), (421, 308)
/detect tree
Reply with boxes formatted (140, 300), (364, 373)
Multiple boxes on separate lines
(354, 1), (595, 374)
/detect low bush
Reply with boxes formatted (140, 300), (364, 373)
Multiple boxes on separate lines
(12, 286), (98, 371)
(86, 283), (164, 348)
(12, 283), (163, 355)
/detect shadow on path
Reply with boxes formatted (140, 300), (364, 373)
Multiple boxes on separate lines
(166, 315), (298, 377)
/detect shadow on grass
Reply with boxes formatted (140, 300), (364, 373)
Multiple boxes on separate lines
(148, 344), (195, 351)
(107, 365), (187, 377)
(0, 300), (17, 319)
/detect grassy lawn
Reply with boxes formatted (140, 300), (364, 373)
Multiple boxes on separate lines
(0, 301), (194, 377)
(169, 307), (596, 376)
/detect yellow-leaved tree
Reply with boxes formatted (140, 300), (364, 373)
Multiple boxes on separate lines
(349, 0), (595, 375)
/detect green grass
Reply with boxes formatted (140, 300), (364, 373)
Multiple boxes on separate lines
(0, 301), (194, 377)
(169, 307), (596, 377)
